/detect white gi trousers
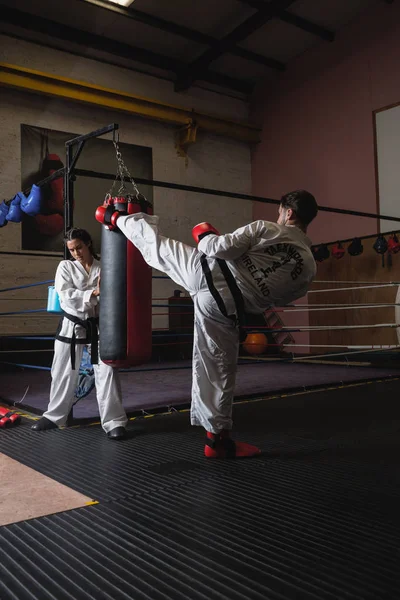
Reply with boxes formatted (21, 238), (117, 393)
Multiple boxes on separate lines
(44, 330), (128, 433)
(118, 213), (239, 434)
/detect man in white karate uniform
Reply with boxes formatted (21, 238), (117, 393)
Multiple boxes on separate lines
(96, 190), (318, 456)
(32, 228), (128, 440)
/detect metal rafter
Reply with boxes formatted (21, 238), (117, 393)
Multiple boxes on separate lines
(235, 0), (335, 41)
(0, 6), (253, 94)
(0, 63), (261, 142)
(78, 0), (285, 70)
(175, 0), (296, 92)
(278, 12), (335, 41)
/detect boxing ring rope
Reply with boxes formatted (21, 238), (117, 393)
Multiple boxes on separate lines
(314, 280), (400, 284)
(0, 280), (54, 293)
(1, 309), (397, 332)
(74, 167), (400, 224)
(308, 283), (400, 293)
(290, 346), (400, 362)
(1, 276), (399, 420)
(0, 279), (399, 325)
(280, 304), (400, 313)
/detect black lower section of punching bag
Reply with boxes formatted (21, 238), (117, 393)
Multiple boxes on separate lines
(99, 227), (127, 361)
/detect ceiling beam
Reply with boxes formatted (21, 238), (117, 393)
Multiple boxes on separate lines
(0, 63), (261, 142)
(235, 0), (335, 41)
(77, 0), (285, 70)
(0, 6), (253, 94)
(175, 0), (296, 92)
(278, 12), (335, 41)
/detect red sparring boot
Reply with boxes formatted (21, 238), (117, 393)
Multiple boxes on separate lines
(205, 430), (261, 459)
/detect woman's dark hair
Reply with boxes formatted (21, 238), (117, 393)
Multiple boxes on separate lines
(280, 190), (318, 227)
(64, 228), (99, 259)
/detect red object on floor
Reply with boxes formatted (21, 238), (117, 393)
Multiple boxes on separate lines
(205, 430), (261, 458)
(0, 406), (21, 428)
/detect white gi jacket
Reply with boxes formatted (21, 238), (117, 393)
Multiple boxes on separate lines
(198, 221), (316, 311)
(55, 259), (100, 340)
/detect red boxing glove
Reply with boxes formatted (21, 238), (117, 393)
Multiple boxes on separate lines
(95, 205), (120, 230)
(331, 242), (345, 259)
(0, 407), (21, 428)
(192, 222), (220, 244)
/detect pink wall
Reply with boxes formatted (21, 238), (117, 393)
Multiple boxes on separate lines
(251, 0), (400, 244)
(250, 1), (400, 354)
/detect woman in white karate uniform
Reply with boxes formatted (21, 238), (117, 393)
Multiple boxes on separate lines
(32, 228), (128, 440)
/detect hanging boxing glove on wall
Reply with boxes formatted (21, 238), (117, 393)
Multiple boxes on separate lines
(312, 244), (329, 262)
(0, 201), (9, 227)
(388, 233), (400, 254)
(331, 242), (345, 259)
(6, 193), (24, 223)
(2, 187), (43, 224)
(387, 233), (400, 267)
(21, 184), (43, 217)
(348, 238), (363, 256)
(373, 234), (388, 268)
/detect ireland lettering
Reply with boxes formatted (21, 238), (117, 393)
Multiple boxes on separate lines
(240, 254), (270, 297)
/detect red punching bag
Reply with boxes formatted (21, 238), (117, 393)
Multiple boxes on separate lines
(99, 195), (152, 368)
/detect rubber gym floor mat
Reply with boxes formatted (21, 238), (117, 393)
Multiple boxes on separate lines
(2, 384), (400, 599)
(2, 378), (400, 502)
(1, 457), (400, 600)
(0, 421), (331, 502)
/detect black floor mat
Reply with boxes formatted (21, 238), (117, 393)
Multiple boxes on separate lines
(1, 380), (400, 599)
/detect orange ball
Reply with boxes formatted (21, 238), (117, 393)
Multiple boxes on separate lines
(243, 333), (268, 355)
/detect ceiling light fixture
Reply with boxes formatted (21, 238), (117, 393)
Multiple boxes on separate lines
(106, 0), (135, 7)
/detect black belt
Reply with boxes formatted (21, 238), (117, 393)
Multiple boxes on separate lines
(200, 255), (247, 342)
(56, 312), (99, 370)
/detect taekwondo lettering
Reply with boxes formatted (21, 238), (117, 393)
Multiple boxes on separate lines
(263, 243), (304, 280)
(240, 243), (304, 295)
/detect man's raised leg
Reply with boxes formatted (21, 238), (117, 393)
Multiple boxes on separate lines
(117, 213), (203, 294)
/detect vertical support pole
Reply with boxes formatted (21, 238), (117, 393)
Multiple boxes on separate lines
(64, 144), (74, 259)
(65, 144), (74, 425)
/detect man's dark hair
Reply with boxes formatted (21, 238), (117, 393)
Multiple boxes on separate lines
(280, 190), (318, 227)
(65, 227), (99, 259)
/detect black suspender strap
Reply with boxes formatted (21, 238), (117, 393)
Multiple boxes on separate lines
(200, 254), (247, 342)
(200, 255), (230, 319)
(216, 258), (246, 329)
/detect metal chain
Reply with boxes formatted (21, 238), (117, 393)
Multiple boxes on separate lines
(106, 140), (141, 199)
